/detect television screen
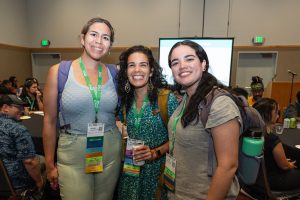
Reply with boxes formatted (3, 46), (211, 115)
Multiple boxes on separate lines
(158, 38), (234, 86)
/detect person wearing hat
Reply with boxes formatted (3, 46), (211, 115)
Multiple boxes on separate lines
(0, 94), (44, 195)
(248, 76), (264, 106)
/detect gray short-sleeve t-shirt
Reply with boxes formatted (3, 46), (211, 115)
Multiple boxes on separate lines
(168, 95), (241, 200)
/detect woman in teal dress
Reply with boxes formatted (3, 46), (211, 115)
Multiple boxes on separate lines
(116, 45), (178, 200)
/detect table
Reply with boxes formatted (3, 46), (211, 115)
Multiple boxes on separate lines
(278, 128), (300, 148)
(20, 113), (45, 155)
(20, 114), (61, 199)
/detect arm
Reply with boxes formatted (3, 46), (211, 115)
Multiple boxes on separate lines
(23, 156), (44, 190)
(272, 142), (297, 170)
(150, 142), (169, 160)
(206, 119), (240, 200)
(133, 142), (169, 162)
(42, 64), (59, 189)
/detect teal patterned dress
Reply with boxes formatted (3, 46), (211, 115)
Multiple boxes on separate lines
(117, 92), (178, 200)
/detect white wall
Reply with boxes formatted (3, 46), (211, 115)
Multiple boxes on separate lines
(203, 0), (230, 37)
(0, 0), (30, 47)
(1, 0), (300, 47)
(26, 0), (204, 47)
(229, 0), (300, 45)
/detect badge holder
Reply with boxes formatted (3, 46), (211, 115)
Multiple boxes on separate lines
(163, 153), (176, 192)
(85, 123), (104, 173)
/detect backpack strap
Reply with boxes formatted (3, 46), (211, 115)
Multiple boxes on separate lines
(106, 64), (121, 109)
(158, 88), (171, 128)
(58, 60), (72, 107)
(106, 64), (118, 90)
(57, 60), (72, 128)
(199, 87), (227, 176)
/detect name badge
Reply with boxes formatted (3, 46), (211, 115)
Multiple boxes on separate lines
(87, 123), (104, 137)
(85, 123), (105, 173)
(164, 153), (176, 192)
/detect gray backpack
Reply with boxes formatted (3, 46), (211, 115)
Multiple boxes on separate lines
(199, 87), (265, 185)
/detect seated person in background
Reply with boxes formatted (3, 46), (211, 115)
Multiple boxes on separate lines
(248, 76), (264, 106)
(1, 79), (14, 94)
(284, 90), (300, 121)
(253, 98), (300, 191)
(232, 87), (249, 100)
(0, 94), (44, 194)
(9, 76), (19, 89)
(0, 84), (11, 96)
(20, 78), (43, 111)
(9, 76), (19, 95)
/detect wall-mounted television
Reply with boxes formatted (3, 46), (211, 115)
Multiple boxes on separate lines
(158, 37), (234, 87)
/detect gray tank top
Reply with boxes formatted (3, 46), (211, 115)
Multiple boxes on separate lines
(59, 65), (118, 134)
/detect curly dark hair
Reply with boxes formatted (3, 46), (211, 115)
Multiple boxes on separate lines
(117, 45), (168, 113)
(168, 40), (221, 127)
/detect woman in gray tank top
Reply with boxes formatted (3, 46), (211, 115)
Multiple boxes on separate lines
(42, 17), (121, 200)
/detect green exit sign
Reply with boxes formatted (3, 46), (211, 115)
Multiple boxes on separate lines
(41, 40), (50, 47)
(253, 36), (265, 44)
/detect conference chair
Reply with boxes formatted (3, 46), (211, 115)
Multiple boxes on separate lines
(0, 159), (18, 200)
(240, 157), (300, 200)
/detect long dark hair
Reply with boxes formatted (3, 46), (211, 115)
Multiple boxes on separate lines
(168, 40), (220, 127)
(20, 78), (39, 97)
(253, 98), (278, 125)
(117, 45), (168, 112)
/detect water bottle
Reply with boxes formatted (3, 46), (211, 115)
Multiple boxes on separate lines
(242, 128), (264, 157)
(283, 118), (290, 128)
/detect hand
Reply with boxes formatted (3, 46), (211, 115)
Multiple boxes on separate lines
(46, 164), (59, 190)
(36, 90), (42, 100)
(36, 176), (44, 191)
(287, 159), (297, 169)
(133, 145), (152, 162)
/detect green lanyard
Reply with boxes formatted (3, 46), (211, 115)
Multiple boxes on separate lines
(79, 57), (103, 122)
(26, 96), (34, 111)
(132, 95), (149, 130)
(170, 95), (187, 156)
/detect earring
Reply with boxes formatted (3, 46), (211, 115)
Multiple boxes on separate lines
(125, 80), (131, 93)
(148, 79), (154, 91)
(108, 51), (111, 56)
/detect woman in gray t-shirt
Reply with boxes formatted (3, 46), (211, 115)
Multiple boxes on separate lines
(167, 40), (240, 199)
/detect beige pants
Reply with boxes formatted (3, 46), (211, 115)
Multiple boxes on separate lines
(57, 127), (122, 200)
